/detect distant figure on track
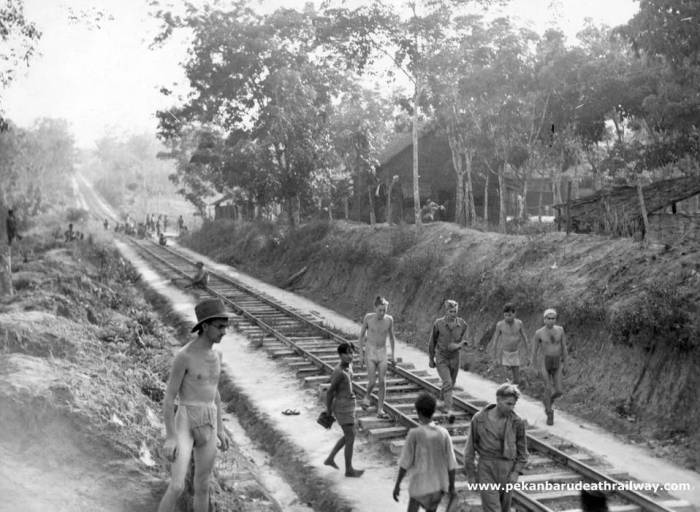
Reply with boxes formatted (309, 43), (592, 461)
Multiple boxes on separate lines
(359, 296), (396, 419)
(158, 298), (232, 512)
(489, 303), (529, 386)
(178, 215), (185, 233)
(64, 223), (76, 242)
(185, 262), (209, 290)
(532, 308), (568, 425)
(103, 218), (109, 230)
(6, 209), (21, 246)
(463, 383), (528, 512)
(159, 232), (167, 246)
(393, 392), (458, 512)
(428, 300), (468, 417)
(324, 342), (364, 477)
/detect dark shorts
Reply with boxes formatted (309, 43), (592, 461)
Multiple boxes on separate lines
(545, 355), (560, 372)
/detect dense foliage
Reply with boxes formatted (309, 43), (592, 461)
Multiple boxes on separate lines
(151, 0), (699, 227)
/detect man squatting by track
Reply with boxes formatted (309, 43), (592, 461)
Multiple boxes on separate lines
(359, 295), (396, 419)
(158, 298), (232, 512)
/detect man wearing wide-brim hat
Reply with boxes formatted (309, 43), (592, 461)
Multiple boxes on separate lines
(158, 298), (233, 512)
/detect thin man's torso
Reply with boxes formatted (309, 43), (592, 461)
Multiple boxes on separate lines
(179, 346), (220, 404)
(365, 313), (392, 351)
(497, 319), (522, 352)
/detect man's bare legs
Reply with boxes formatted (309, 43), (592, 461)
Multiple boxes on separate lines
(543, 367), (562, 425)
(158, 414), (194, 512)
(363, 359), (377, 408)
(376, 360), (387, 416)
(324, 424), (364, 477)
(192, 434), (218, 512)
(158, 415), (219, 512)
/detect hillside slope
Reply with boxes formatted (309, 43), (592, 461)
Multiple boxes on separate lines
(183, 219), (700, 470)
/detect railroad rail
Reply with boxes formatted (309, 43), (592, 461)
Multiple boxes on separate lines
(124, 236), (693, 512)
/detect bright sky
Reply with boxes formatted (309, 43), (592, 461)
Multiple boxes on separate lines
(2, 0), (639, 149)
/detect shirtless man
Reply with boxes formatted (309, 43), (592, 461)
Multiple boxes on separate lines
(158, 298), (232, 512)
(429, 300), (468, 417)
(185, 262), (209, 289)
(532, 308), (568, 425)
(490, 303), (529, 386)
(359, 296), (396, 419)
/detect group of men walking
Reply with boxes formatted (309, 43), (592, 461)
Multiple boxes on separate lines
(324, 297), (568, 512)
(158, 295), (568, 512)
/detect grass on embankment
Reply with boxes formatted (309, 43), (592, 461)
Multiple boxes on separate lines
(182, 218), (700, 471)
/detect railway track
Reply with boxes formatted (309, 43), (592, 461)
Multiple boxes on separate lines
(125, 236), (691, 512)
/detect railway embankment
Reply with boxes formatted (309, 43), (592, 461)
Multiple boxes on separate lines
(0, 230), (283, 512)
(182, 219), (700, 472)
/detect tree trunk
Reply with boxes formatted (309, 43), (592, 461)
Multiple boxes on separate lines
(367, 185), (376, 225)
(386, 177), (398, 225)
(537, 182), (544, 222)
(566, 181), (572, 235)
(354, 167), (362, 222)
(287, 196), (301, 226)
(412, 81), (421, 226)
(483, 174), (489, 223)
(520, 178), (529, 220)
(466, 153), (476, 226)
(455, 171), (466, 226)
(343, 197), (349, 220)
(0, 248), (11, 296)
(498, 166), (506, 234)
(637, 176), (649, 240)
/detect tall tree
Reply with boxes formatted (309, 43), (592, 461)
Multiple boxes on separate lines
(153, 3), (342, 225)
(318, 0), (505, 226)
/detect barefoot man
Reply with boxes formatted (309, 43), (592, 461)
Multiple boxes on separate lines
(532, 308), (568, 425)
(490, 303), (529, 386)
(428, 300), (468, 417)
(359, 296), (396, 419)
(158, 298), (232, 512)
(324, 342), (365, 477)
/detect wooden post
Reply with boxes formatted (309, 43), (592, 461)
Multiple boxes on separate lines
(565, 181), (572, 234)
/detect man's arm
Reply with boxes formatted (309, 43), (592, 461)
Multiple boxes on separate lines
(560, 328), (568, 365)
(511, 418), (529, 479)
(388, 316), (396, 362)
(463, 419), (477, 480)
(489, 322), (502, 360)
(215, 389), (230, 450)
(519, 320), (530, 360)
(392, 467), (408, 502)
(428, 321), (439, 366)
(161, 352), (187, 459)
(325, 371), (341, 413)
(531, 331), (541, 369)
(358, 315), (368, 362)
